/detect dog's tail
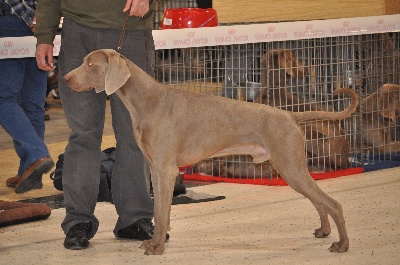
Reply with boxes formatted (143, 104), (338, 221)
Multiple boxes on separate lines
(292, 87), (358, 122)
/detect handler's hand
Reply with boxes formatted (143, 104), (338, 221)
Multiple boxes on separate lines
(123, 0), (149, 17)
(35, 43), (54, 71)
(28, 16), (37, 32)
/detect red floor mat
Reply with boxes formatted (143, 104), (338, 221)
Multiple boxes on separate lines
(183, 167), (365, 186)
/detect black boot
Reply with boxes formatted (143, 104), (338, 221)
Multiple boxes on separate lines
(117, 218), (169, 241)
(64, 221), (92, 250)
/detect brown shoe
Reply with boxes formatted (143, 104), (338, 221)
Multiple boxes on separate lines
(6, 175), (43, 189)
(14, 157), (54, 194)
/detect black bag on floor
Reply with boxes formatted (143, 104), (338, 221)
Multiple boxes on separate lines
(50, 147), (115, 202)
(49, 147), (186, 202)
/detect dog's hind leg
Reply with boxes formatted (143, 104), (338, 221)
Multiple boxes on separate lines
(140, 165), (177, 255)
(270, 155), (349, 253)
(311, 200), (331, 238)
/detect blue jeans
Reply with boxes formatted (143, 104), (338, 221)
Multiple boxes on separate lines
(0, 15), (49, 176)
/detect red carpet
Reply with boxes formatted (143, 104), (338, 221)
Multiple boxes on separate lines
(183, 167), (364, 186)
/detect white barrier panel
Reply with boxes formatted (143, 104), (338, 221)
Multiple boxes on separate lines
(152, 14), (400, 50)
(1, 14), (399, 59)
(0, 35), (61, 59)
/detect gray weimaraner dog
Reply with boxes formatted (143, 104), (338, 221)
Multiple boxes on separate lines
(64, 49), (358, 255)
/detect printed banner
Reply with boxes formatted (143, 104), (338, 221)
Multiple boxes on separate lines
(1, 14), (399, 59)
(152, 14), (400, 50)
(0, 35), (61, 59)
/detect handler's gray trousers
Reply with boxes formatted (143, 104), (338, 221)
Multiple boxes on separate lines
(58, 18), (154, 239)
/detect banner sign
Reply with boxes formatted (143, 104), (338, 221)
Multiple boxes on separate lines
(152, 14), (400, 50)
(0, 35), (61, 59)
(1, 14), (399, 59)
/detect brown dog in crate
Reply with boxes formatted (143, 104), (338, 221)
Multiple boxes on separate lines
(357, 83), (400, 154)
(192, 155), (277, 178)
(260, 49), (352, 171)
(194, 49), (352, 178)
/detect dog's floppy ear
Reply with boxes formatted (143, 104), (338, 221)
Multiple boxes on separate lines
(275, 49), (308, 78)
(103, 51), (131, 95)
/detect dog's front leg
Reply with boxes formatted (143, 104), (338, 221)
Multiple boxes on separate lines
(140, 165), (177, 255)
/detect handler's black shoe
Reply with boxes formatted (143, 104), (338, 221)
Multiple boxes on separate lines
(64, 221), (92, 250)
(117, 218), (169, 241)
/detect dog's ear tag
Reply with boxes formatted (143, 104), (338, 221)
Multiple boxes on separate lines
(104, 51), (131, 95)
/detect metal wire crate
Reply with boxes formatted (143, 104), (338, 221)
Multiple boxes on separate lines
(155, 29), (400, 179)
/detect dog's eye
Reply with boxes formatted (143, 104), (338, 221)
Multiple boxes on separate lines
(88, 62), (93, 66)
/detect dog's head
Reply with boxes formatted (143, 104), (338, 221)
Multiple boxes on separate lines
(63, 49), (131, 95)
(377, 84), (400, 121)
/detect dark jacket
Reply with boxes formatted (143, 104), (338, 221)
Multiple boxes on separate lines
(34, 0), (155, 44)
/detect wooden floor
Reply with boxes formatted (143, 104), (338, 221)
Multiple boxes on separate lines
(1, 168), (399, 264)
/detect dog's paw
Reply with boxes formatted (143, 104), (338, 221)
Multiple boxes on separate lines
(139, 240), (151, 250)
(140, 239), (165, 255)
(328, 241), (349, 253)
(314, 227), (331, 238)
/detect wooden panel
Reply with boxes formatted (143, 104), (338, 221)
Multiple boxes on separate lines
(385, 0), (400, 14)
(213, 0), (400, 24)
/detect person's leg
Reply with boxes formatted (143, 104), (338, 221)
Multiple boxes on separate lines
(0, 58), (51, 165)
(109, 94), (154, 231)
(94, 28), (155, 234)
(17, 58), (49, 181)
(58, 18), (105, 239)
(20, 58), (47, 141)
(0, 16), (50, 174)
(0, 59), (53, 190)
(0, 15), (52, 192)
